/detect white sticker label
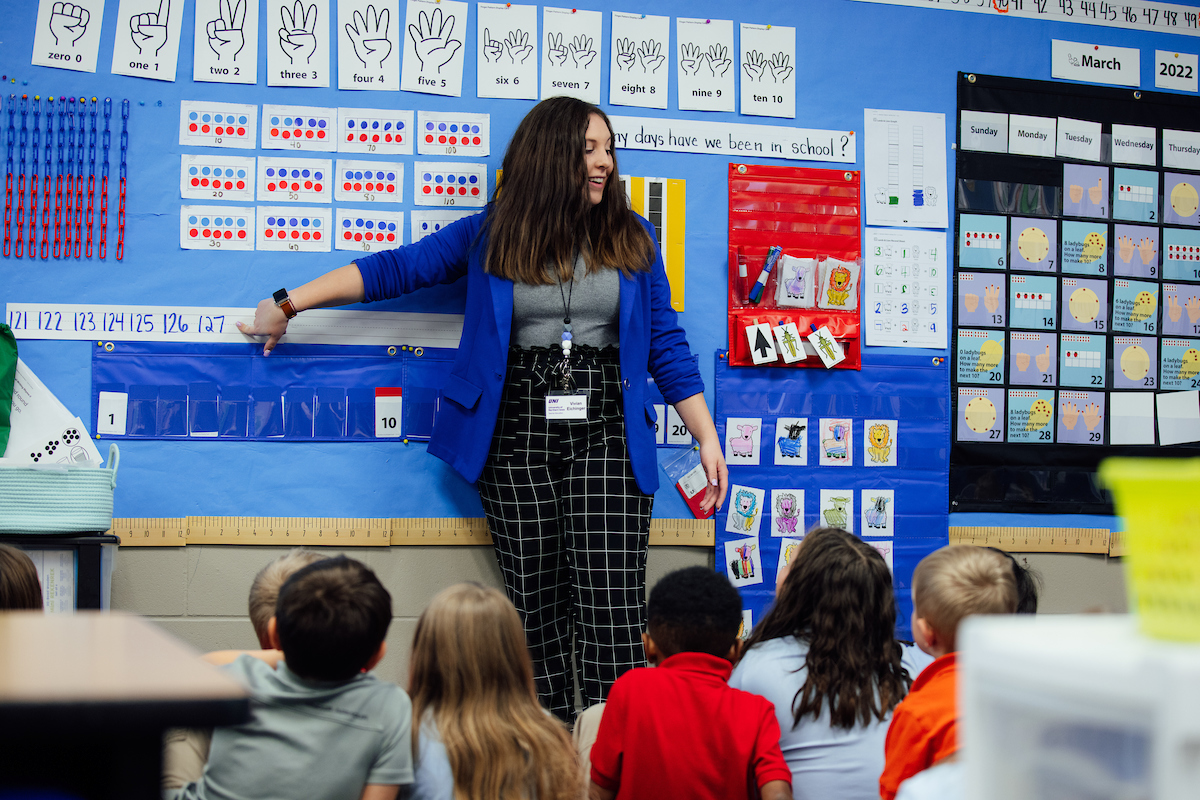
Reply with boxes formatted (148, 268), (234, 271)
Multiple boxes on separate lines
(545, 394), (587, 419)
(677, 463), (707, 499)
(666, 405), (691, 445)
(97, 391), (129, 435)
(1155, 50), (1198, 94)
(375, 393), (402, 437)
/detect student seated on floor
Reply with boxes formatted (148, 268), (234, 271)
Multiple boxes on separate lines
(168, 556), (413, 800)
(162, 548), (330, 791)
(879, 546), (1017, 800)
(587, 566), (793, 800)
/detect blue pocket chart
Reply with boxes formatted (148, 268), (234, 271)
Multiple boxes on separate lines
(92, 343), (454, 442)
(958, 214), (1007, 270)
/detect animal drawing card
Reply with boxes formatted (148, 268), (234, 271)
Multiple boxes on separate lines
(818, 418), (852, 466)
(861, 489), (894, 536)
(866, 540), (894, 571)
(739, 609), (754, 640)
(776, 538), (804, 574)
(770, 489), (804, 538)
(725, 417), (762, 465)
(819, 489), (854, 533)
(724, 536), (763, 588)
(773, 417), (808, 466)
(400, 0), (467, 96)
(725, 484), (765, 538)
(863, 419), (897, 467)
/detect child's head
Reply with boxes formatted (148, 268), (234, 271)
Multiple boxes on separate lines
(408, 582), (537, 709)
(248, 549), (330, 648)
(746, 527), (908, 729)
(646, 566), (742, 661)
(987, 547), (1042, 614)
(0, 544), (43, 611)
(912, 545), (1017, 655)
(273, 556), (391, 681)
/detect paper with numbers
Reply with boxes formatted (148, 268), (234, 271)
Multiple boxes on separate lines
(865, 228), (947, 349)
(413, 162), (487, 207)
(338, 0), (400, 90)
(540, 6), (602, 103)
(193, 0), (258, 84)
(179, 100), (257, 149)
(111, 0), (185, 82)
(609, 12), (670, 110)
(256, 205), (332, 251)
(336, 209), (403, 253)
(477, 3), (538, 100)
(337, 107), (413, 154)
(401, 0), (468, 96)
(266, 0), (330, 87)
(261, 104), (337, 152)
(739, 23), (794, 119)
(181, 205), (255, 250)
(32, 0), (105, 73)
(180, 154), (256, 201)
(411, 209), (477, 241)
(335, 159), (403, 203)
(676, 18), (734, 113)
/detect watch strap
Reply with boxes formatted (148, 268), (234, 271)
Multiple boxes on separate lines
(273, 288), (298, 319)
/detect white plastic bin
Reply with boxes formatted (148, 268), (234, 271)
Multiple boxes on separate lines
(961, 614), (1200, 800)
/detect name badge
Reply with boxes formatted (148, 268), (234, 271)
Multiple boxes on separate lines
(545, 393), (588, 420)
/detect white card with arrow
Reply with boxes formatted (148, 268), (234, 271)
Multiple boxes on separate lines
(746, 322), (777, 365)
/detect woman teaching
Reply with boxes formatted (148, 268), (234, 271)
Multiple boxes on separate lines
(238, 96), (728, 722)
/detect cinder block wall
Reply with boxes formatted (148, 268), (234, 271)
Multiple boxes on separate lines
(111, 545), (713, 688)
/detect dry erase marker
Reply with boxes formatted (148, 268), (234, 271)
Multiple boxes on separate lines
(748, 246), (781, 304)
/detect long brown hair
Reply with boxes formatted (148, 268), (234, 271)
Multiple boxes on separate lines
(408, 583), (580, 800)
(484, 96), (654, 284)
(741, 528), (911, 730)
(0, 544), (43, 611)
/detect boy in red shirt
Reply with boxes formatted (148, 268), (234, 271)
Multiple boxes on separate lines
(880, 546), (1017, 799)
(589, 567), (792, 800)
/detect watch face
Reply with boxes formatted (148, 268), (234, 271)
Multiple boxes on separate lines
(273, 288), (289, 304)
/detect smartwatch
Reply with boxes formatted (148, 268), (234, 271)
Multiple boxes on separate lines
(273, 288), (298, 319)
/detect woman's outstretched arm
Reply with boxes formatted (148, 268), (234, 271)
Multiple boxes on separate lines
(236, 264), (366, 355)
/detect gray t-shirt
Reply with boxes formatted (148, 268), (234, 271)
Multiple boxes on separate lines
(511, 256), (619, 349)
(171, 655), (413, 800)
(729, 637), (929, 800)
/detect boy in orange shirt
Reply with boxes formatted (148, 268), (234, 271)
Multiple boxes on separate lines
(879, 546), (1017, 800)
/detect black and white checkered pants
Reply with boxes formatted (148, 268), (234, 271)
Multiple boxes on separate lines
(477, 346), (653, 723)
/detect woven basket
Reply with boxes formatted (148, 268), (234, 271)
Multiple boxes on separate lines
(0, 443), (120, 534)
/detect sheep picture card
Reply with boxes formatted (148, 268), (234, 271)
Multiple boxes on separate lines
(861, 489), (895, 536)
(725, 485), (766, 538)
(818, 417), (853, 466)
(775, 254), (817, 308)
(725, 417), (763, 465)
(819, 489), (855, 533)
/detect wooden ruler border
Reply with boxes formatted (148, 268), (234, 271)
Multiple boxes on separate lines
(109, 517), (715, 547)
(949, 526), (1112, 555)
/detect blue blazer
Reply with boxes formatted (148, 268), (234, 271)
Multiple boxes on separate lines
(355, 209), (704, 494)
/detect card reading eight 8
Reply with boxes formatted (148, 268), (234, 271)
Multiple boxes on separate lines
(334, 160), (404, 203)
(180, 206), (255, 251)
(261, 105), (337, 152)
(416, 111), (490, 157)
(256, 206), (333, 252)
(180, 155), (256, 202)
(179, 101), (257, 149)
(337, 108), (414, 155)
(335, 210), (404, 253)
(414, 162), (488, 207)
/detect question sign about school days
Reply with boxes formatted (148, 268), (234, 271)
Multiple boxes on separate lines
(609, 115), (856, 164)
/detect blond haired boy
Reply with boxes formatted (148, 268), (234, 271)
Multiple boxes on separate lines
(879, 546), (1017, 800)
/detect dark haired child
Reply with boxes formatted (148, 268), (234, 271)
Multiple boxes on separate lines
(0, 543), (43, 610)
(587, 566), (792, 800)
(730, 528), (913, 800)
(170, 556), (413, 800)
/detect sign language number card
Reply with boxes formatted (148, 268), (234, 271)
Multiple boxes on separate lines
(267, 0), (330, 87)
(32, 0), (105, 73)
(610, 12), (669, 110)
(541, 6), (602, 104)
(739, 22), (795, 119)
(676, 18), (734, 113)
(193, 0), (258, 84)
(111, 0), (186, 81)
(477, 2), (538, 100)
(338, 0), (400, 90)
(401, 0), (468, 97)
